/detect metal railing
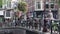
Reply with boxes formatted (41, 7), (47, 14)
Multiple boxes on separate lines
(0, 19), (42, 31)
(0, 19), (60, 34)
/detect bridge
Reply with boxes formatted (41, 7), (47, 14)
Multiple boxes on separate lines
(0, 26), (50, 34)
(0, 19), (60, 34)
(0, 23), (58, 34)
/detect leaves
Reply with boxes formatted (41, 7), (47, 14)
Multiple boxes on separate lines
(0, 0), (2, 8)
(58, 0), (60, 6)
(18, 2), (27, 13)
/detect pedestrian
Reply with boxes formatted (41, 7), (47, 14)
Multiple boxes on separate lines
(39, 19), (41, 30)
(26, 17), (30, 28)
(43, 19), (48, 32)
(34, 19), (38, 29)
(47, 20), (50, 29)
(29, 18), (33, 29)
(31, 19), (34, 29)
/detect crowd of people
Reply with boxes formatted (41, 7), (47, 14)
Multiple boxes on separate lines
(15, 17), (42, 30)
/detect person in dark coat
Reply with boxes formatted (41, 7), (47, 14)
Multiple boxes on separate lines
(34, 19), (38, 29)
(26, 17), (30, 28)
(39, 19), (41, 30)
(29, 18), (33, 29)
(43, 19), (48, 32)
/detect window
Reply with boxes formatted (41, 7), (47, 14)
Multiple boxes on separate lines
(7, 2), (11, 8)
(36, 11), (43, 18)
(9, 2), (11, 8)
(52, 10), (58, 19)
(51, 4), (54, 8)
(6, 10), (10, 17)
(45, 4), (49, 8)
(36, 2), (41, 9)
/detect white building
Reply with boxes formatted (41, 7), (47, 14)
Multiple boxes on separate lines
(2, 0), (19, 19)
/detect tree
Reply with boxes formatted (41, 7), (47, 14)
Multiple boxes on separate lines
(18, 2), (27, 13)
(58, 0), (60, 6)
(0, 0), (2, 8)
(17, 1), (28, 19)
(59, 0), (60, 5)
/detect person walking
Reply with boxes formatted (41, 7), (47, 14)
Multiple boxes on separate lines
(26, 17), (30, 28)
(29, 18), (33, 29)
(43, 19), (48, 32)
(39, 19), (41, 30)
(34, 19), (38, 29)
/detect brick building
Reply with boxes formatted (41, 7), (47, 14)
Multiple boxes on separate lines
(21, 0), (59, 20)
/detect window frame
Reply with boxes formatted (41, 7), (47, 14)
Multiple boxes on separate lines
(36, 2), (41, 9)
(4, 10), (11, 19)
(45, 4), (49, 9)
(35, 1), (41, 11)
(7, 1), (11, 8)
(50, 3), (54, 9)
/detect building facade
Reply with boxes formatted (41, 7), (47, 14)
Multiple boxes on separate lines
(23, 0), (59, 20)
(0, 0), (18, 22)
